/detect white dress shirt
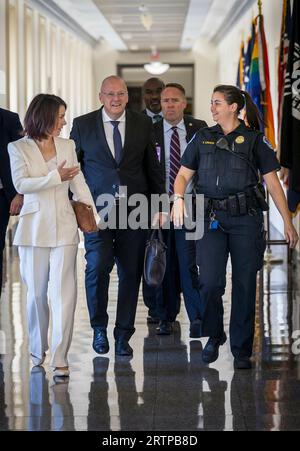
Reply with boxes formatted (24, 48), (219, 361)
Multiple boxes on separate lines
(0, 177), (3, 190)
(146, 109), (163, 123)
(102, 109), (126, 158)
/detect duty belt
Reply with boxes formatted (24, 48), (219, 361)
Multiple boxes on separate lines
(204, 194), (258, 216)
(204, 198), (228, 211)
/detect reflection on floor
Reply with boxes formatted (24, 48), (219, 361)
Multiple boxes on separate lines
(0, 243), (300, 431)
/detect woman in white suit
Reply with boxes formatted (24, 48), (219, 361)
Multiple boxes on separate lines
(8, 94), (99, 377)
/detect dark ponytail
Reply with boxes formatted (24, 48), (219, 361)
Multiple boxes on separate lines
(213, 85), (263, 131)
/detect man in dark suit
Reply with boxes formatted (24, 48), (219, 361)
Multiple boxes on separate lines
(154, 83), (207, 336)
(141, 77), (165, 324)
(70, 76), (165, 356)
(142, 77), (165, 123)
(0, 108), (23, 296)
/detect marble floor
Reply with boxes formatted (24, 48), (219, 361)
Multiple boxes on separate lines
(0, 243), (300, 431)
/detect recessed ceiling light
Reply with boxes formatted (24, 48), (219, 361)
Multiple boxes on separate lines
(130, 44), (139, 51)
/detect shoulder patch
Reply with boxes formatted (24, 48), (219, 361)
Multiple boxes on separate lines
(263, 136), (274, 150)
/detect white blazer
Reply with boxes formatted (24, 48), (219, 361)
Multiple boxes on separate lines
(8, 136), (99, 247)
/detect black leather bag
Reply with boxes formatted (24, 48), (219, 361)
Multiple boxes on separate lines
(144, 229), (167, 288)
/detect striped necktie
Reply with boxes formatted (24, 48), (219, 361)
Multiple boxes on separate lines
(169, 126), (181, 195)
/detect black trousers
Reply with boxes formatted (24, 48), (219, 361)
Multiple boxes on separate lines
(84, 226), (148, 341)
(0, 190), (10, 296)
(196, 210), (265, 359)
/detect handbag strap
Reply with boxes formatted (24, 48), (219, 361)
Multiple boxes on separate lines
(149, 228), (164, 242)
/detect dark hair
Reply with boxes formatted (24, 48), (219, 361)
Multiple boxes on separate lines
(24, 94), (67, 140)
(142, 77), (165, 91)
(213, 84), (262, 130)
(164, 83), (186, 97)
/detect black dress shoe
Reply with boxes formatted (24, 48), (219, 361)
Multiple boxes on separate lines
(202, 332), (227, 364)
(189, 319), (202, 338)
(234, 357), (252, 370)
(115, 339), (133, 356)
(156, 320), (173, 335)
(93, 328), (109, 354)
(147, 316), (160, 324)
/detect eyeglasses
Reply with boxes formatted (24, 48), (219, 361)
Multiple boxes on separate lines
(101, 91), (127, 98)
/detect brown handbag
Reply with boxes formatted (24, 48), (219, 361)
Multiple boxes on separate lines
(70, 200), (98, 233)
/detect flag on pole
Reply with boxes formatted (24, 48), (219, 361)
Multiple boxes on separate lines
(248, 26), (263, 118)
(244, 21), (256, 92)
(280, 0), (300, 215)
(236, 41), (245, 89)
(248, 13), (276, 148)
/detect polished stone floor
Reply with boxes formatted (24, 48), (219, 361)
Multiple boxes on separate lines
(0, 243), (300, 431)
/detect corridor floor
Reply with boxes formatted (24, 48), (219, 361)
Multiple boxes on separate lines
(0, 244), (300, 431)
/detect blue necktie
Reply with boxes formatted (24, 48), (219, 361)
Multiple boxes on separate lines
(110, 121), (122, 164)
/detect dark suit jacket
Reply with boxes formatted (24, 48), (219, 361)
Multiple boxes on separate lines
(153, 115), (207, 182)
(0, 108), (23, 203)
(70, 107), (165, 206)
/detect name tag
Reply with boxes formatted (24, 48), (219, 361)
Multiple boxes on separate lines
(202, 141), (215, 145)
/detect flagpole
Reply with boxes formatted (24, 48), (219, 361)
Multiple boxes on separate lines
(258, 0), (262, 16)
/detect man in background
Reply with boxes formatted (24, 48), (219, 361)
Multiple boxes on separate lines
(0, 108), (23, 297)
(154, 83), (207, 336)
(142, 77), (165, 124)
(141, 77), (166, 323)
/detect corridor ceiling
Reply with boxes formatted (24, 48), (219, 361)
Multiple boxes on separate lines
(49, 0), (256, 51)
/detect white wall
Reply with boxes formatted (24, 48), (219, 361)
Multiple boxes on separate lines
(93, 39), (119, 109)
(1, 0), (94, 135)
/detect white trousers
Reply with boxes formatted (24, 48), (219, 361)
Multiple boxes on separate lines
(18, 245), (78, 367)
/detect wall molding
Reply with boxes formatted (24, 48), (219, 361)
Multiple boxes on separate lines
(27, 0), (97, 46)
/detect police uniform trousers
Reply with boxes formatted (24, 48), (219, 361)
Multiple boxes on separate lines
(18, 245), (78, 367)
(196, 210), (265, 359)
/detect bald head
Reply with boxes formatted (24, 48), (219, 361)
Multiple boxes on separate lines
(99, 75), (128, 120)
(101, 75), (127, 93)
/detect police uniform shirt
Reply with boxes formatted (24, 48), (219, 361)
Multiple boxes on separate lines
(181, 121), (281, 199)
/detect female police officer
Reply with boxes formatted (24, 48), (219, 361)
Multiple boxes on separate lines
(172, 85), (298, 370)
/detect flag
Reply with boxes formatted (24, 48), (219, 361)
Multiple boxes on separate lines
(244, 21), (256, 91)
(236, 41), (245, 89)
(248, 14), (276, 148)
(248, 27), (263, 118)
(259, 14), (276, 148)
(280, 0), (300, 215)
(277, 0), (291, 157)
